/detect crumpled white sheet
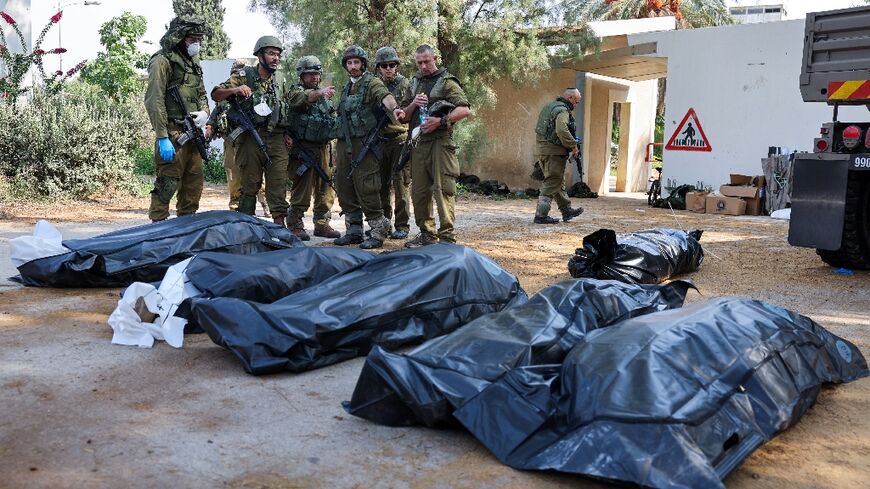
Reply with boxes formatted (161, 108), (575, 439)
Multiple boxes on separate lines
(770, 208), (791, 220)
(9, 220), (71, 268)
(107, 257), (202, 348)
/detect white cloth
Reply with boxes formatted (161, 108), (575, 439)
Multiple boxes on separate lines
(9, 220), (71, 268)
(107, 257), (202, 348)
(191, 110), (209, 128)
(770, 208), (791, 220)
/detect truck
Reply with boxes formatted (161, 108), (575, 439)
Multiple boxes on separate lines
(789, 5), (870, 269)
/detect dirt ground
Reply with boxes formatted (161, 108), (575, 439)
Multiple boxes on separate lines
(0, 186), (868, 489)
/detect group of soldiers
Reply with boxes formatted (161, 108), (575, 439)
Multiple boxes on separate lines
(144, 17), (470, 249)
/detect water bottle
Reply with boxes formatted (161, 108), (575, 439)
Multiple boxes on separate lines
(419, 103), (429, 125)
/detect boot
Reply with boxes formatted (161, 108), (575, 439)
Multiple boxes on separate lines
(359, 237), (383, 249)
(562, 207), (584, 222)
(151, 219), (165, 224)
(286, 211), (310, 241)
(334, 233), (363, 246)
(292, 227), (310, 241)
(533, 195), (558, 224)
(272, 214), (288, 228)
(335, 213), (364, 246)
(389, 228), (409, 240)
(314, 223), (340, 238)
(404, 233), (438, 248)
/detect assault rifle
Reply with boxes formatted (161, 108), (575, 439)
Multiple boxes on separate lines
(347, 112), (390, 178)
(226, 95), (272, 167)
(390, 127), (417, 183)
(167, 85), (209, 160)
(286, 129), (335, 190)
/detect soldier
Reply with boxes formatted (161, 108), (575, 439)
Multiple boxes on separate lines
(374, 46), (413, 240)
(211, 36), (290, 227)
(144, 16), (209, 223)
(204, 59), (270, 217)
(332, 45), (405, 249)
(532, 88), (584, 224)
(284, 55), (340, 241)
(395, 44), (470, 247)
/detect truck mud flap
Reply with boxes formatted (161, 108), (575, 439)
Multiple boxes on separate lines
(788, 153), (849, 250)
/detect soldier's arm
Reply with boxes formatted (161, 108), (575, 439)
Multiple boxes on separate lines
(438, 79), (471, 127)
(368, 77), (401, 121)
(211, 73), (248, 102)
(284, 86), (310, 111)
(553, 110), (576, 149)
(306, 86), (335, 103)
(144, 56), (171, 139)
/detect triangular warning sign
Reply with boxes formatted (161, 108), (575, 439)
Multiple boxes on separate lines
(665, 108), (712, 152)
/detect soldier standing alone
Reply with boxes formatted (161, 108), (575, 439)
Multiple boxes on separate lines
(144, 16), (209, 223)
(533, 88), (584, 224)
(284, 56), (340, 241)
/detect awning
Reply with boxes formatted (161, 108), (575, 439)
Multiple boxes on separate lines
(561, 42), (667, 81)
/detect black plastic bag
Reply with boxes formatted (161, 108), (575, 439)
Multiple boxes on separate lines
(184, 247), (374, 302)
(651, 183), (696, 209)
(453, 298), (868, 489)
(344, 279), (693, 427)
(15, 211), (300, 287)
(568, 228), (703, 284)
(185, 244), (527, 375)
(566, 181), (598, 198)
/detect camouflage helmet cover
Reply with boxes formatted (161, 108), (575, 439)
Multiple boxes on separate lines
(296, 55), (323, 76)
(375, 46), (400, 66)
(253, 35), (283, 56)
(341, 45), (368, 68)
(159, 16), (206, 52)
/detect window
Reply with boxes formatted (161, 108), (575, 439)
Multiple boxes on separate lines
(730, 7), (746, 15)
(747, 8), (764, 14)
(765, 7), (782, 13)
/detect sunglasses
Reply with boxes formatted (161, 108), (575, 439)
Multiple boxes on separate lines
(381, 62), (398, 69)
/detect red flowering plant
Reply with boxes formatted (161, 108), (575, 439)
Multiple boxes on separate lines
(0, 10), (85, 103)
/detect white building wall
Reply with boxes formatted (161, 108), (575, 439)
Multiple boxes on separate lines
(632, 20), (867, 191)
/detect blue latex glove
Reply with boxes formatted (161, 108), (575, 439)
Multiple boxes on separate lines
(158, 137), (176, 162)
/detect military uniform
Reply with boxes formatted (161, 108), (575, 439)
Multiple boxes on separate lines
(212, 65), (289, 218)
(402, 68), (469, 243)
(285, 56), (338, 240)
(144, 18), (207, 222)
(378, 74), (412, 236)
(334, 70), (393, 245)
(534, 97), (583, 223)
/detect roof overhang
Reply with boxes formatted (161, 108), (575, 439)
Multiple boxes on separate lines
(561, 42), (667, 82)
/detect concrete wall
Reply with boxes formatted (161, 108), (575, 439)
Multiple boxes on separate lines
(632, 20), (866, 192)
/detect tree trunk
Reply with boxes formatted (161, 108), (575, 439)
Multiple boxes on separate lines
(437, 0), (461, 73)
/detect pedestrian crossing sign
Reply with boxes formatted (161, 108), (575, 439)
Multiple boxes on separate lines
(665, 108), (712, 152)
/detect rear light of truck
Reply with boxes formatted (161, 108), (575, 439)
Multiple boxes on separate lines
(865, 128), (870, 149)
(820, 127), (829, 135)
(842, 125), (862, 149)
(816, 139), (829, 151)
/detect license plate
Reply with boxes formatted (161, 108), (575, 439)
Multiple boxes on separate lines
(849, 153), (870, 170)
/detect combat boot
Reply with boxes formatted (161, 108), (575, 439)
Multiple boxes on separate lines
(291, 227), (310, 241)
(359, 237), (383, 249)
(389, 228), (409, 239)
(404, 233), (438, 248)
(313, 223), (340, 238)
(286, 210), (310, 241)
(273, 214), (288, 228)
(334, 233), (363, 246)
(533, 195), (558, 224)
(562, 207), (584, 222)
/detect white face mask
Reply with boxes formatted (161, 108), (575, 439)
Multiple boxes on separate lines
(187, 42), (201, 57)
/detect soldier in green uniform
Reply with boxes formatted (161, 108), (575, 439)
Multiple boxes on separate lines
(533, 88), (584, 224)
(211, 36), (290, 227)
(284, 55), (340, 241)
(144, 16), (209, 223)
(374, 46), (413, 240)
(394, 44), (470, 247)
(333, 45), (405, 249)
(205, 59), (270, 217)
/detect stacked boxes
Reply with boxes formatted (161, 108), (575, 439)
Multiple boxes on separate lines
(687, 175), (765, 216)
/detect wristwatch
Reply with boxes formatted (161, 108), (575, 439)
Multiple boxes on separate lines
(439, 116), (450, 129)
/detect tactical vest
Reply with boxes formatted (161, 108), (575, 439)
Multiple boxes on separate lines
(157, 49), (204, 120)
(409, 69), (460, 138)
(535, 98), (575, 146)
(382, 74), (408, 136)
(336, 72), (379, 140)
(227, 65), (283, 132)
(285, 83), (336, 144)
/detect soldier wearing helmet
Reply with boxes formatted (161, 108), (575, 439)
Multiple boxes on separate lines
(212, 36), (291, 226)
(373, 46), (413, 240)
(332, 45), (406, 249)
(204, 59), (270, 217)
(144, 16), (210, 222)
(283, 55), (340, 241)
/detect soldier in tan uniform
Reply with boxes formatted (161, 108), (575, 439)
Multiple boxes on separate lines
(395, 44), (470, 247)
(533, 88), (584, 224)
(284, 55), (340, 241)
(144, 16), (209, 222)
(211, 36), (290, 226)
(374, 46), (413, 240)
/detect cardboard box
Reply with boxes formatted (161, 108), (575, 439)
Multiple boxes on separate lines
(729, 174), (765, 187)
(744, 196), (762, 216)
(685, 192), (709, 213)
(706, 195), (747, 216)
(720, 184), (759, 198)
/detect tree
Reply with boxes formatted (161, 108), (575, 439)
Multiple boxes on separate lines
(172, 0), (231, 59)
(79, 12), (149, 99)
(568, 0), (734, 28)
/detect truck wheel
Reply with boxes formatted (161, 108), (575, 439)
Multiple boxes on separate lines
(816, 172), (870, 269)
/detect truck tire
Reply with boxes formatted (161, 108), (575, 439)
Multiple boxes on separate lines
(817, 172), (870, 269)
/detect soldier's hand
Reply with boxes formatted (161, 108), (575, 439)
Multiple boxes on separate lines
(393, 108), (406, 122)
(283, 133), (294, 149)
(236, 85), (253, 98)
(421, 116), (440, 134)
(571, 146), (580, 158)
(413, 94), (428, 106)
(320, 86), (336, 98)
(204, 125), (214, 141)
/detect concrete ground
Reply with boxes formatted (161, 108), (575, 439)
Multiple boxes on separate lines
(0, 188), (868, 489)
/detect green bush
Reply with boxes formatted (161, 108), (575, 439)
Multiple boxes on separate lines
(132, 147), (155, 175)
(203, 146), (227, 183)
(0, 82), (151, 199)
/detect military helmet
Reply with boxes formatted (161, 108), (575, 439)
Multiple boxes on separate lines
(296, 55), (323, 76)
(230, 58), (247, 72)
(429, 100), (456, 118)
(341, 45), (368, 68)
(253, 35), (283, 56)
(375, 46), (400, 66)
